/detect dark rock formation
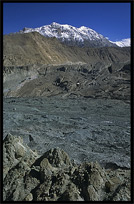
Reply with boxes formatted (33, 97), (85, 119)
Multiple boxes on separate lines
(108, 65), (112, 73)
(3, 134), (131, 201)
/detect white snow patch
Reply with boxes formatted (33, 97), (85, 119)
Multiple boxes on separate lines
(110, 38), (130, 47)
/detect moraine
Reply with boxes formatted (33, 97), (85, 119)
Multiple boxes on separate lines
(3, 96), (130, 169)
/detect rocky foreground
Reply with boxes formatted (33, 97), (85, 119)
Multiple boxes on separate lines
(3, 134), (130, 201)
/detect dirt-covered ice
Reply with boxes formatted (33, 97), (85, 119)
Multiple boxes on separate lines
(3, 97), (130, 169)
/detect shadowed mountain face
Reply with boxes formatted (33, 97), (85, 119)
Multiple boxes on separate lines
(3, 32), (130, 100)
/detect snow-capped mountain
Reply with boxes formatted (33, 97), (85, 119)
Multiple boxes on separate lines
(19, 22), (117, 47)
(110, 38), (130, 47)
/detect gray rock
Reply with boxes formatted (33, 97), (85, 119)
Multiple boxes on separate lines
(87, 185), (100, 201)
(3, 133), (39, 201)
(58, 182), (84, 201)
(42, 147), (72, 167)
(3, 134), (131, 201)
(24, 193), (33, 201)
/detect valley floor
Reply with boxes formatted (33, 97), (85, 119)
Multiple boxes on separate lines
(3, 96), (130, 169)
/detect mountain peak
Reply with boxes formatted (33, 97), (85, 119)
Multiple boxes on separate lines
(51, 22), (60, 27)
(19, 22), (128, 48)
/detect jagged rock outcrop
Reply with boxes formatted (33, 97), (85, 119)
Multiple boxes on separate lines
(3, 134), (131, 201)
(3, 133), (39, 201)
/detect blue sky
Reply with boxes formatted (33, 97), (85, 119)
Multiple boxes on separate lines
(3, 2), (131, 41)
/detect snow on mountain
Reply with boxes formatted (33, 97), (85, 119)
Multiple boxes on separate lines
(19, 22), (128, 47)
(21, 23), (100, 41)
(110, 38), (130, 47)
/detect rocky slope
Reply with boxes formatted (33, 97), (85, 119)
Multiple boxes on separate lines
(3, 134), (131, 201)
(3, 32), (130, 100)
(3, 62), (130, 100)
(3, 32), (130, 67)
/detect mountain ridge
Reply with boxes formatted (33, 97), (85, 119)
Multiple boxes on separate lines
(18, 22), (121, 48)
(3, 31), (130, 67)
